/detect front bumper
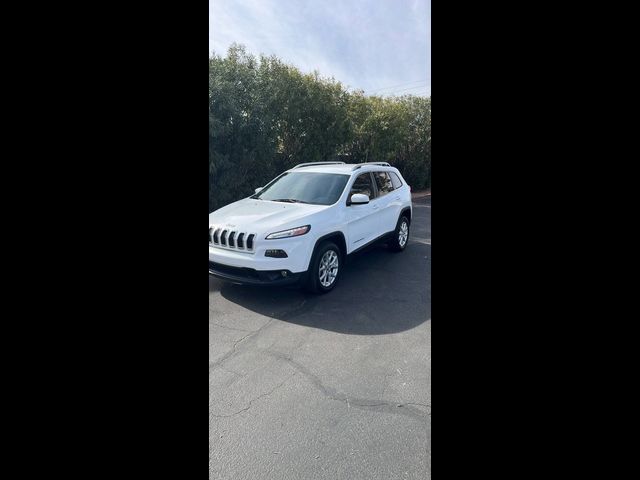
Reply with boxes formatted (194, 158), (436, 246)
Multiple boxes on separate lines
(209, 261), (305, 286)
(209, 236), (313, 273)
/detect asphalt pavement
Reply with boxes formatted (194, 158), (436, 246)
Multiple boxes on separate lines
(209, 196), (431, 479)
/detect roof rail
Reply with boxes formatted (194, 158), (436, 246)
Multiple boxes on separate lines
(351, 162), (391, 171)
(292, 161), (346, 169)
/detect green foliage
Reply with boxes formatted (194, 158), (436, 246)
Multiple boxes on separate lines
(210, 44), (431, 211)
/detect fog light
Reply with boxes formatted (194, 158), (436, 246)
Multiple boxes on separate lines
(265, 249), (288, 258)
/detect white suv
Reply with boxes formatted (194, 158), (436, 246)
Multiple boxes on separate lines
(209, 161), (412, 293)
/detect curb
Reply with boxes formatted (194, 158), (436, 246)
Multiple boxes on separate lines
(411, 190), (431, 200)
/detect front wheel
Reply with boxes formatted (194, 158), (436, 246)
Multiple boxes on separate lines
(388, 216), (410, 252)
(306, 241), (341, 294)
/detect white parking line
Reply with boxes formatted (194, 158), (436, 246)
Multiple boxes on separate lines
(409, 237), (431, 245)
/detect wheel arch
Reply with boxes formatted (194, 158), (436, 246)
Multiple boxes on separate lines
(400, 207), (412, 224)
(307, 231), (347, 270)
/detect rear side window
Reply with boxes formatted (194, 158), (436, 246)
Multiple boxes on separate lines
(373, 172), (394, 197)
(390, 172), (403, 189)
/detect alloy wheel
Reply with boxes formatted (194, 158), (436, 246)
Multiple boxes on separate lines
(399, 221), (409, 247)
(319, 250), (339, 287)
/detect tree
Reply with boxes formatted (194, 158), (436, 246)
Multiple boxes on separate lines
(209, 45), (431, 211)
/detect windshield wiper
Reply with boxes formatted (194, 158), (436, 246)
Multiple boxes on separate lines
(269, 198), (309, 204)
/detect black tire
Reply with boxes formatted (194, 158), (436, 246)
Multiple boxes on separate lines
(305, 241), (342, 294)
(388, 215), (410, 252)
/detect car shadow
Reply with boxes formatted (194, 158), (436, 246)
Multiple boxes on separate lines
(210, 238), (431, 335)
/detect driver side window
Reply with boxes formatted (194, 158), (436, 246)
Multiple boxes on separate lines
(350, 173), (374, 202)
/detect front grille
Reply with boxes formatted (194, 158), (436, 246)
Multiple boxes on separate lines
(210, 226), (257, 253)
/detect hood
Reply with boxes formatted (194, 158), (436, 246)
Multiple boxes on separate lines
(209, 198), (327, 233)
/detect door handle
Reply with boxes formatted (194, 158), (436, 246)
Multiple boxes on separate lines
(372, 204), (379, 209)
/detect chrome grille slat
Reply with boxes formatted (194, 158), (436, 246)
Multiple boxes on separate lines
(209, 226), (257, 253)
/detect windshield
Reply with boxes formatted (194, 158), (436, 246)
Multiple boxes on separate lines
(252, 172), (350, 205)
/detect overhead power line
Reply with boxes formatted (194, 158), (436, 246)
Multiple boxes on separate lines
(376, 84), (431, 97)
(393, 84), (431, 94)
(365, 79), (428, 95)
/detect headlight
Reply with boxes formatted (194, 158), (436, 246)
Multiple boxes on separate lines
(266, 225), (311, 240)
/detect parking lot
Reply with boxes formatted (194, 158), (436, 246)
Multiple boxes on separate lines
(209, 195), (431, 479)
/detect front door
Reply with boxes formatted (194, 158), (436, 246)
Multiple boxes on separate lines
(345, 172), (379, 252)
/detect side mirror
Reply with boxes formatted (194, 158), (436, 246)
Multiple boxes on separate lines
(350, 193), (370, 205)
(254, 187), (263, 194)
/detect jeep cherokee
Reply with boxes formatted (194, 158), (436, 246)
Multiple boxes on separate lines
(209, 161), (412, 293)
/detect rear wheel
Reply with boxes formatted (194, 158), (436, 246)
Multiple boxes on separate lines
(388, 215), (410, 252)
(306, 241), (341, 293)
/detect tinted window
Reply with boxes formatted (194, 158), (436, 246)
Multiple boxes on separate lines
(254, 172), (350, 205)
(350, 173), (374, 200)
(373, 172), (394, 196)
(390, 172), (403, 189)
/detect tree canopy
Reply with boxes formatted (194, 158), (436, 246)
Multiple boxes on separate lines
(210, 44), (431, 212)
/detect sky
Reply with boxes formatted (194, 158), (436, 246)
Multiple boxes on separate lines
(209, 0), (431, 97)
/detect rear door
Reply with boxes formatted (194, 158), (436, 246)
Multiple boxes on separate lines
(372, 171), (399, 233)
